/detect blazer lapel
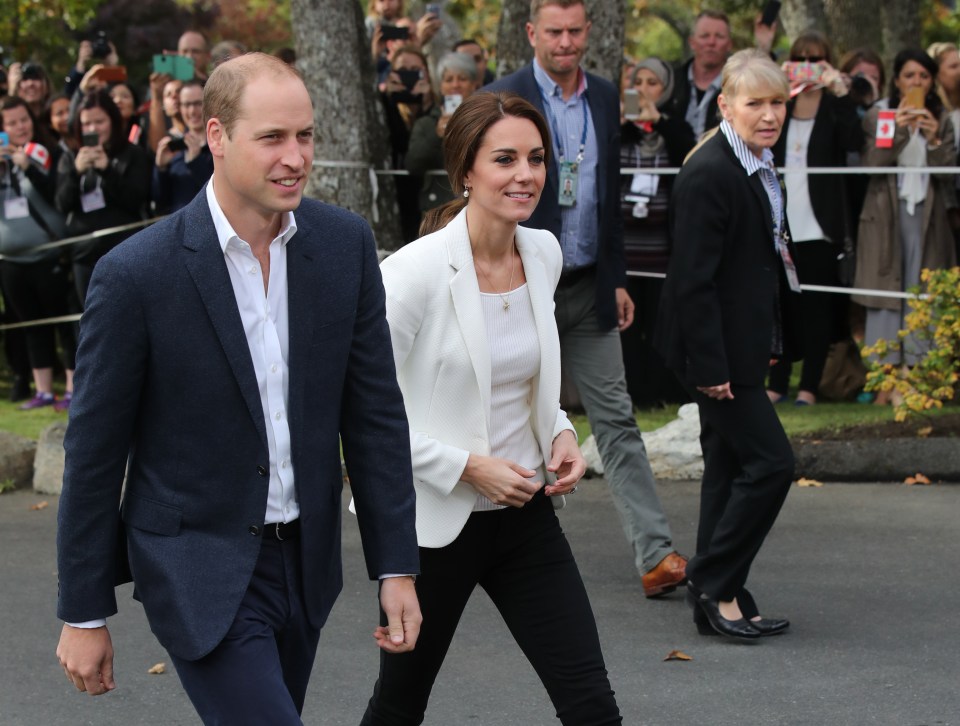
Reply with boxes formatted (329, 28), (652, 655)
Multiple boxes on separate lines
(285, 230), (314, 448)
(445, 211), (492, 429)
(180, 196), (268, 451)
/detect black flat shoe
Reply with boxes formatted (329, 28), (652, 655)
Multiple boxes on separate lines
(748, 617), (790, 636)
(686, 584), (761, 640)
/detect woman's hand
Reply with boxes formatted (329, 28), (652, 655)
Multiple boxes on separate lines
(544, 430), (586, 496)
(155, 136), (176, 170)
(384, 71), (405, 96)
(819, 62), (848, 97)
(913, 108), (940, 142)
(635, 91), (661, 124)
(75, 146), (107, 173)
(183, 130), (205, 163)
(461, 454), (541, 507)
(79, 64), (108, 93)
(412, 77), (433, 108)
(436, 113), (452, 137)
(697, 382), (734, 400)
(9, 146), (30, 171)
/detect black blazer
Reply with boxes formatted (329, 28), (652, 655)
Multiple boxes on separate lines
(666, 59), (723, 137)
(484, 65), (626, 330)
(772, 93), (864, 246)
(655, 132), (802, 387)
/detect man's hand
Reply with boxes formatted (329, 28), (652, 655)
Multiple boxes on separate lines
(753, 15), (777, 55)
(56, 624), (116, 695)
(544, 429), (586, 496)
(373, 576), (421, 654)
(697, 382), (734, 400)
(615, 287), (635, 331)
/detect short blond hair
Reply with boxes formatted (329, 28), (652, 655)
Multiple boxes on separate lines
(203, 52), (304, 137)
(529, 0), (585, 22)
(721, 49), (789, 100)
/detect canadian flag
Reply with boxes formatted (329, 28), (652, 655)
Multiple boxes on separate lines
(24, 142), (51, 172)
(876, 110), (896, 148)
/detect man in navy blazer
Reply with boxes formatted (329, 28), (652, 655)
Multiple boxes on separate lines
(55, 53), (421, 723)
(485, 0), (687, 598)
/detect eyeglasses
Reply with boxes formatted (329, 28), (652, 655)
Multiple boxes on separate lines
(180, 101), (203, 109)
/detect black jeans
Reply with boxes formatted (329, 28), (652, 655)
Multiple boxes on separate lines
(360, 491), (621, 726)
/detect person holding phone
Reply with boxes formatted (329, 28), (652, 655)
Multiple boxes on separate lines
(359, 90), (621, 726)
(765, 31), (864, 407)
(406, 51), (479, 214)
(0, 96), (76, 411)
(854, 48), (957, 398)
(55, 89), (150, 304)
(153, 80), (212, 214)
(382, 46), (435, 241)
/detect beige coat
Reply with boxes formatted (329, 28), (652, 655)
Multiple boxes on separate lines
(853, 105), (957, 311)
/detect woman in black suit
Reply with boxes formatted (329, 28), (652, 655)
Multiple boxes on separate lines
(655, 49), (801, 640)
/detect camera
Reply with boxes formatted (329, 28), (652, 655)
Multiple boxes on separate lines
(20, 62), (45, 81)
(91, 31), (112, 60)
(848, 73), (876, 110)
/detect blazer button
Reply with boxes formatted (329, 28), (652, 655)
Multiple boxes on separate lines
(257, 465), (267, 477)
(249, 525), (261, 536)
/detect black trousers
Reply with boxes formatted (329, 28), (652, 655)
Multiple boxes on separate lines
(686, 385), (794, 602)
(0, 260), (76, 371)
(170, 537), (321, 725)
(768, 240), (844, 396)
(360, 491), (621, 726)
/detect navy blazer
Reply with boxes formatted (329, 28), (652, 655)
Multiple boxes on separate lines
(484, 65), (626, 330)
(655, 132), (803, 387)
(57, 190), (419, 661)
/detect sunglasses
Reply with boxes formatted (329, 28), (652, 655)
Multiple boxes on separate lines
(792, 55), (825, 63)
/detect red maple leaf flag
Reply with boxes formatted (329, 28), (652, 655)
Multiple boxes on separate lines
(876, 110), (896, 149)
(24, 142), (51, 172)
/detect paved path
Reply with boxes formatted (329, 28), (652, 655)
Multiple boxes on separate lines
(2, 478), (958, 725)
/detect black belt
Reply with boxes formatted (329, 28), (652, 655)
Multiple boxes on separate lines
(557, 265), (595, 288)
(261, 519), (300, 541)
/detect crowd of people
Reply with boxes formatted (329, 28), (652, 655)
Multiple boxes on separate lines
(0, 31), (296, 411)
(42, 1), (958, 725)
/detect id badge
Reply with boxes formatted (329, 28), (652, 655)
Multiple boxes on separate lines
(3, 197), (30, 220)
(778, 237), (802, 292)
(558, 160), (578, 207)
(81, 187), (107, 213)
(630, 173), (659, 198)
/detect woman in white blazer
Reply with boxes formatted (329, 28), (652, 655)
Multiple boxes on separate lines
(359, 92), (621, 726)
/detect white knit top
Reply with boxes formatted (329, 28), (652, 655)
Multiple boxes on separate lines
(474, 283), (542, 511)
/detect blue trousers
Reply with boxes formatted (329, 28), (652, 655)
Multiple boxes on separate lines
(170, 537), (321, 725)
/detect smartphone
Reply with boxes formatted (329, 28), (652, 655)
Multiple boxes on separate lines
(904, 87), (926, 110)
(97, 65), (127, 83)
(443, 94), (462, 115)
(167, 136), (188, 152)
(380, 24), (410, 41)
(623, 89), (640, 120)
(760, 0), (781, 27)
(82, 132), (100, 147)
(152, 54), (195, 82)
(425, 3), (441, 15)
(0, 131), (8, 147)
(396, 68), (423, 91)
(783, 61), (825, 84)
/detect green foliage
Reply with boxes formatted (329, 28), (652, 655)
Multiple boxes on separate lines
(921, 0), (960, 46)
(0, 0), (100, 74)
(862, 267), (960, 422)
(0, 477), (15, 494)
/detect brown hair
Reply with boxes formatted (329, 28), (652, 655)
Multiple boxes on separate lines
(530, 0), (585, 22)
(789, 30), (834, 66)
(692, 9), (731, 32)
(838, 47), (886, 93)
(420, 91), (551, 236)
(203, 52), (304, 137)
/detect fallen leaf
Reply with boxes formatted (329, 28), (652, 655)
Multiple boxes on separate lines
(796, 477), (823, 488)
(147, 662), (166, 675)
(905, 473), (931, 486)
(917, 426), (933, 438)
(663, 650), (693, 662)
(30, 501), (49, 511)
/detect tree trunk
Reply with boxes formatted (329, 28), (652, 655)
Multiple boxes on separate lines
(822, 0), (882, 60)
(781, 0), (826, 43)
(582, 0), (624, 86)
(880, 0), (922, 71)
(495, 0), (532, 78)
(290, 0), (403, 249)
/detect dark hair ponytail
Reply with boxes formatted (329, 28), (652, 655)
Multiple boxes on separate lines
(418, 91), (551, 238)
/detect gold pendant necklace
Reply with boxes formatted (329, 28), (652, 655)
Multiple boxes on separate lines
(476, 248), (516, 311)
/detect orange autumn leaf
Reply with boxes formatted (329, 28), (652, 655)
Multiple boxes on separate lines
(663, 650), (693, 661)
(904, 473), (931, 486)
(796, 477), (823, 487)
(147, 662), (166, 675)
(917, 426), (933, 438)
(30, 501), (49, 511)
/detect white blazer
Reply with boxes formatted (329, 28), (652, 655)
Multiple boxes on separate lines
(379, 208), (575, 548)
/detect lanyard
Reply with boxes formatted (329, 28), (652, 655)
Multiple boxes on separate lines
(543, 92), (588, 164)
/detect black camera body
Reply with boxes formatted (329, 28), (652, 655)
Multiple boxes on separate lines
(91, 31), (112, 60)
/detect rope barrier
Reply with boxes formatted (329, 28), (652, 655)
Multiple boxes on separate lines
(0, 216), (165, 261)
(345, 165), (960, 177)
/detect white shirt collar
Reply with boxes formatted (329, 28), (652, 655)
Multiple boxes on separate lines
(719, 119), (775, 176)
(205, 180), (298, 254)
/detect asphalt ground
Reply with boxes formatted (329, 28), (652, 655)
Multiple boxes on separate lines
(1, 478), (958, 726)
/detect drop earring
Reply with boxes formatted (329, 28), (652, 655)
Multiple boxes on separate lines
(463, 188), (470, 198)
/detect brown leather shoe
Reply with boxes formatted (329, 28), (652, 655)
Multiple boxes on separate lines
(642, 553), (688, 598)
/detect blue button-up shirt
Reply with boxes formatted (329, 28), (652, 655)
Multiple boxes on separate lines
(533, 59), (599, 270)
